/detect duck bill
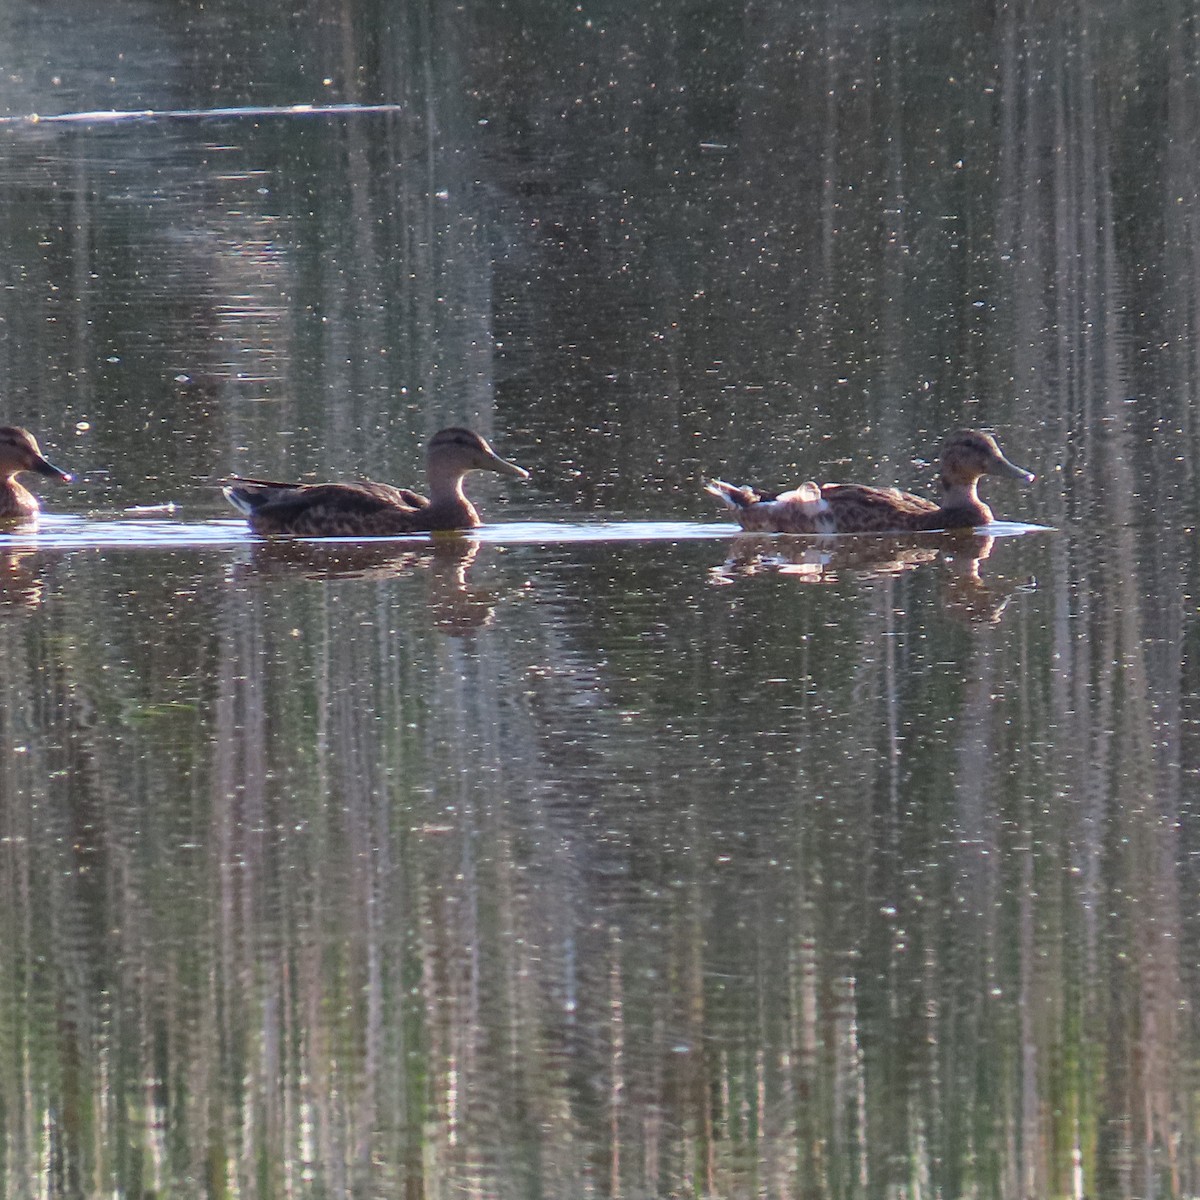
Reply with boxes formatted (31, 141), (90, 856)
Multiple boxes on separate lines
(33, 455), (72, 482)
(486, 453), (530, 481)
(991, 453), (1034, 484)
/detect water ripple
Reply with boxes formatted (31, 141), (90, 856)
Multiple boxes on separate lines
(0, 517), (1048, 552)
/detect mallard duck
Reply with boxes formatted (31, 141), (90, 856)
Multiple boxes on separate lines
(706, 429), (1033, 534)
(223, 426), (530, 537)
(0, 426), (71, 520)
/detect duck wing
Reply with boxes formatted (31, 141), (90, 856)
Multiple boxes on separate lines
(223, 478), (437, 536)
(820, 483), (940, 532)
(226, 478), (426, 513)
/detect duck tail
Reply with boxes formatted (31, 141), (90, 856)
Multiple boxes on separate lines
(222, 478), (288, 515)
(704, 479), (761, 510)
(222, 484), (258, 515)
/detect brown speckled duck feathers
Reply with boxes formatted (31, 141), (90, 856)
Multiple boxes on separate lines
(0, 426), (71, 520)
(706, 429), (1034, 534)
(224, 427), (529, 537)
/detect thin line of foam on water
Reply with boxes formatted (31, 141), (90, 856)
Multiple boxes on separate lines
(0, 103), (405, 126)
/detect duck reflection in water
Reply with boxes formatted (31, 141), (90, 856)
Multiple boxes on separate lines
(710, 532), (1032, 625)
(0, 552), (49, 608)
(230, 537), (506, 633)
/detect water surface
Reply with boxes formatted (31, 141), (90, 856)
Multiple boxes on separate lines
(0, 2), (1197, 1198)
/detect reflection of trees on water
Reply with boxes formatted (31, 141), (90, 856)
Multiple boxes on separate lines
(0, 1), (506, 513)
(0, 519), (1194, 1196)
(0, 4), (1197, 1200)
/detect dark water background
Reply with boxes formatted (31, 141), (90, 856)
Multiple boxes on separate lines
(0, 1), (1198, 1196)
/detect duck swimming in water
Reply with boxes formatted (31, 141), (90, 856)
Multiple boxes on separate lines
(706, 429), (1034, 534)
(0, 426), (71, 520)
(224, 427), (530, 537)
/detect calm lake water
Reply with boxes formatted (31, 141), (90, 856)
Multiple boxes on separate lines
(0, 2), (1198, 1197)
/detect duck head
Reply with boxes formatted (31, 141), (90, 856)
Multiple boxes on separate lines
(0, 426), (71, 483)
(427, 427), (530, 481)
(939, 429), (1033, 490)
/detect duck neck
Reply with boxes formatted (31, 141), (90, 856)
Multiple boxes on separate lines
(425, 462), (479, 527)
(0, 474), (37, 519)
(939, 475), (991, 522)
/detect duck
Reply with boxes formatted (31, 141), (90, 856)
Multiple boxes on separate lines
(223, 426), (530, 537)
(0, 426), (71, 520)
(705, 429), (1034, 534)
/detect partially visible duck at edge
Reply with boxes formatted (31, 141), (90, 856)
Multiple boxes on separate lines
(706, 429), (1034, 534)
(0, 426), (71, 520)
(223, 426), (530, 537)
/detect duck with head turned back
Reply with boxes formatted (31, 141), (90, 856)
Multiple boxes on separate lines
(223, 427), (530, 537)
(706, 429), (1034, 534)
(0, 426), (71, 521)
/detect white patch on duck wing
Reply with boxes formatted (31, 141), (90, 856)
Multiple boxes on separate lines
(759, 482), (837, 533)
(773, 482), (823, 506)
